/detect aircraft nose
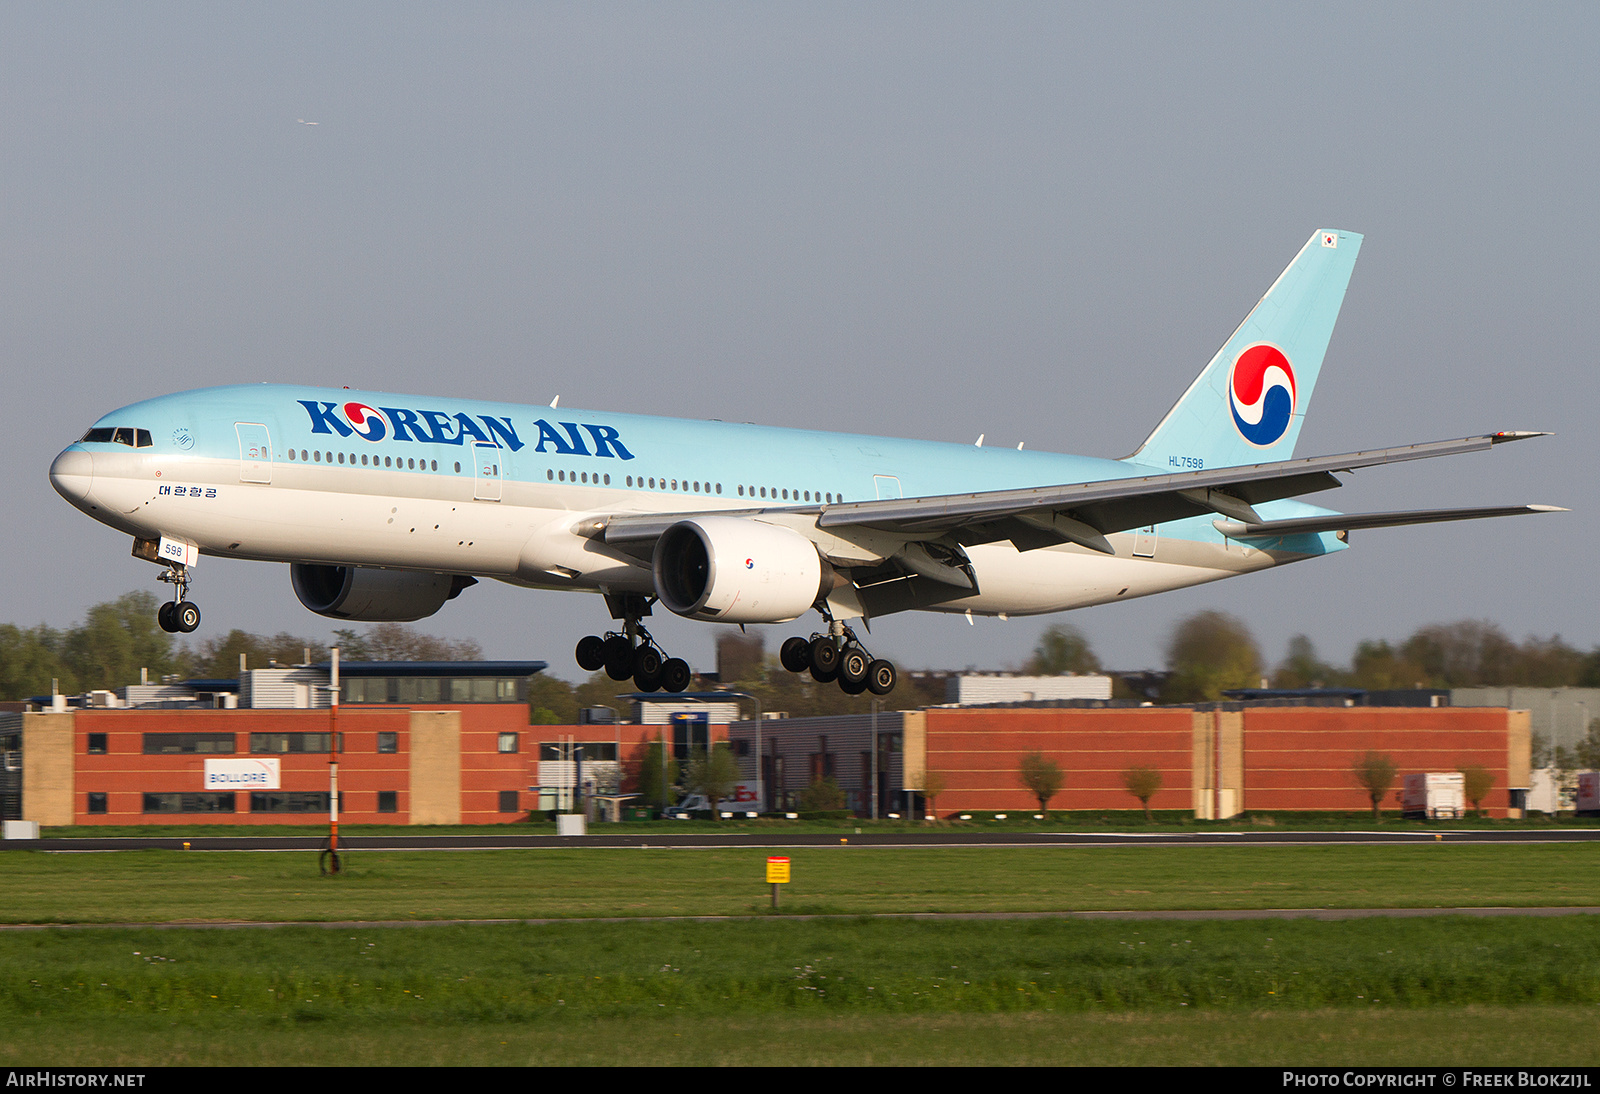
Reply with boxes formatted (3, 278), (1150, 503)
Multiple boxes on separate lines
(49, 447), (94, 507)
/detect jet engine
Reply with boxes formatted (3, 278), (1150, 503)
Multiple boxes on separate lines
(652, 516), (827, 623)
(290, 564), (476, 622)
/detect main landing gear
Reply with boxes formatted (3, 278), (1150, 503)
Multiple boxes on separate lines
(779, 619), (897, 696)
(155, 564), (201, 634)
(575, 593), (692, 693)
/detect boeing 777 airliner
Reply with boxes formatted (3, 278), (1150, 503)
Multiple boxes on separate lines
(49, 230), (1560, 694)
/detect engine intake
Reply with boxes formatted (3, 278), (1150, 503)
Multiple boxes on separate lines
(653, 517), (826, 623)
(290, 564), (476, 621)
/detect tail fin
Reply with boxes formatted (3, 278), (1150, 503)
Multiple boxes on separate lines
(1126, 229), (1362, 471)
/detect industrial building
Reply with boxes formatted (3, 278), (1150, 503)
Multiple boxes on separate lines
(0, 660), (1540, 826)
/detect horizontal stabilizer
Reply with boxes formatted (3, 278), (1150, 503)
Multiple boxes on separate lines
(1213, 504), (1566, 539)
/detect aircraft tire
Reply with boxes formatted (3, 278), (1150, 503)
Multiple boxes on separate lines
(175, 602), (201, 634)
(633, 647), (664, 691)
(575, 635), (606, 671)
(780, 636), (811, 673)
(839, 674), (868, 695)
(661, 658), (692, 693)
(839, 647), (870, 686)
(604, 643), (636, 681)
(866, 659), (897, 696)
(158, 602), (177, 633)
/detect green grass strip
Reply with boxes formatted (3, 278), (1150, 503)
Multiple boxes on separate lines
(2, 843), (1597, 923)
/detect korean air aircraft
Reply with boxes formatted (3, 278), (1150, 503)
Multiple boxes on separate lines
(49, 230), (1559, 695)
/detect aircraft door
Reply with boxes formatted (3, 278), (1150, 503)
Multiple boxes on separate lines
(873, 475), (902, 500)
(472, 442), (503, 501)
(235, 423), (273, 484)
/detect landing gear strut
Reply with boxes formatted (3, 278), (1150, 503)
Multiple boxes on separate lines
(780, 616), (896, 696)
(155, 564), (201, 634)
(575, 593), (692, 693)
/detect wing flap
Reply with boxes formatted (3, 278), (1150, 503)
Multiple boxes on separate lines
(1213, 504), (1565, 539)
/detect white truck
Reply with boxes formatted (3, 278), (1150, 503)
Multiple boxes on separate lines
(663, 784), (761, 818)
(1403, 772), (1465, 819)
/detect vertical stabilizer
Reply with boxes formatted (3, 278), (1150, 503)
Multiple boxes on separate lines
(1126, 229), (1362, 471)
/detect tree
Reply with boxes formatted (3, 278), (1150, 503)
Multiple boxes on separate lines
(1575, 719), (1600, 771)
(1121, 765), (1164, 821)
(630, 735), (680, 811)
(527, 674), (578, 725)
(1162, 611), (1261, 702)
(1017, 752), (1064, 811)
(1459, 764), (1495, 816)
(0, 624), (72, 701)
(684, 743), (740, 819)
(1352, 751), (1399, 820)
(920, 769), (947, 820)
(1272, 634), (1340, 689)
(797, 777), (845, 812)
(1024, 625), (1101, 675)
(61, 591), (177, 692)
(333, 623), (482, 662)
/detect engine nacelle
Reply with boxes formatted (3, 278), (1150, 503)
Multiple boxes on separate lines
(290, 564), (475, 622)
(652, 517), (826, 623)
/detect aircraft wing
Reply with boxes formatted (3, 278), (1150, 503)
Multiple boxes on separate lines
(808, 431), (1555, 552)
(600, 431), (1554, 560)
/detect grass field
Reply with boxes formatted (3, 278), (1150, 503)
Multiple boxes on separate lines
(2, 843), (1597, 1065)
(1, 917), (1597, 1066)
(3, 843), (1598, 923)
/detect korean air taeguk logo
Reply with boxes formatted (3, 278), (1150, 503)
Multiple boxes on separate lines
(1227, 343), (1296, 447)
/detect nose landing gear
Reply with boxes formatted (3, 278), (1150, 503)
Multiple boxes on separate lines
(155, 564), (201, 634)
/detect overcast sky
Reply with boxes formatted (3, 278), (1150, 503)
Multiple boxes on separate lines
(3, 3), (1596, 681)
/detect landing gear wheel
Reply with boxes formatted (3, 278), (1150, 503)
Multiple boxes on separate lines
(661, 657), (692, 694)
(866, 659), (897, 696)
(575, 635), (606, 672)
(174, 602), (201, 634)
(604, 641), (636, 681)
(158, 602), (177, 633)
(839, 647), (870, 687)
(633, 646), (664, 692)
(839, 674), (868, 695)
(809, 636), (840, 682)
(780, 636), (812, 673)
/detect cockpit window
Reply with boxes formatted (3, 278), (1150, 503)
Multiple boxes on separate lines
(80, 427), (153, 448)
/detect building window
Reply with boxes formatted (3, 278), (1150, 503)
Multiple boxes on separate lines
(377, 732), (398, 754)
(143, 733), (235, 755)
(87, 792), (107, 814)
(250, 733), (342, 754)
(250, 792), (333, 813)
(143, 793), (236, 813)
(497, 732), (518, 754)
(87, 734), (107, 755)
(377, 791), (397, 813)
(499, 790), (520, 813)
